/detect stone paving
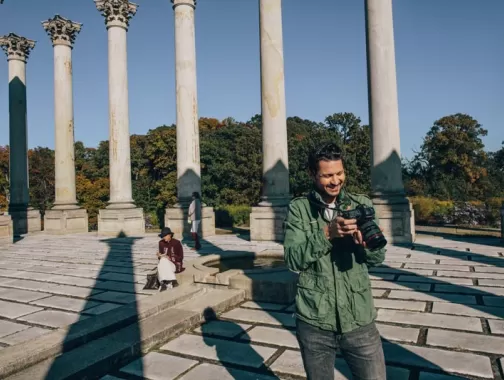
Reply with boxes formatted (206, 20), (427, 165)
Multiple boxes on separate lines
(1, 232), (504, 379)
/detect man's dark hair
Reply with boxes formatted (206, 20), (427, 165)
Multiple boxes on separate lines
(308, 143), (344, 175)
(192, 191), (200, 199)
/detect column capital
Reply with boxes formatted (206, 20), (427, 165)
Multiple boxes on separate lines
(42, 15), (82, 48)
(171, 0), (196, 10)
(95, 0), (138, 30)
(0, 33), (36, 63)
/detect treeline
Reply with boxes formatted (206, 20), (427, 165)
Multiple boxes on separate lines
(0, 113), (502, 229)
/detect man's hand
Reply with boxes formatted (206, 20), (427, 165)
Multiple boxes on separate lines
(324, 216), (358, 240)
(353, 226), (385, 248)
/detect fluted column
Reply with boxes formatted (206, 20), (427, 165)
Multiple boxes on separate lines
(41, 15), (89, 234)
(365, 0), (414, 243)
(171, 0), (201, 206)
(249, 0), (290, 242)
(42, 15), (81, 209)
(95, 0), (144, 235)
(258, 0), (289, 207)
(0, 33), (41, 235)
(95, 0), (136, 209)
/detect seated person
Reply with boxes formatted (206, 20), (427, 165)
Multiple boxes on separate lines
(157, 227), (184, 291)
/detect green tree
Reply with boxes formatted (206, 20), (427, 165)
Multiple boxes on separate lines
(28, 147), (55, 215)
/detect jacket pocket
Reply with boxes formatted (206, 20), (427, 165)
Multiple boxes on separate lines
(349, 272), (374, 324)
(296, 273), (328, 321)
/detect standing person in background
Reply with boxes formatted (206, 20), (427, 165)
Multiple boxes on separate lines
(188, 191), (202, 250)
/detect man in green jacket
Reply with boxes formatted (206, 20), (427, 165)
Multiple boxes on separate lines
(284, 143), (386, 380)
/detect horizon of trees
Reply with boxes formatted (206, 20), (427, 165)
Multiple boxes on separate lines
(0, 112), (502, 229)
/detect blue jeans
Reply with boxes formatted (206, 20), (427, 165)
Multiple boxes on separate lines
(296, 319), (386, 380)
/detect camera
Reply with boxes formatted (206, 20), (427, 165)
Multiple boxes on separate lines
(340, 204), (387, 250)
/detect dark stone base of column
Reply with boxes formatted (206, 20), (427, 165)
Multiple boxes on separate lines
(249, 205), (288, 242)
(164, 206), (215, 239)
(8, 206), (41, 236)
(372, 194), (415, 245)
(0, 213), (13, 245)
(97, 207), (145, 236)
(44, 208), (89, 235)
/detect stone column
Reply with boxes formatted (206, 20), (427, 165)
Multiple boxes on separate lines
(0, 33), (41, 236)
(164, 0), (215, 238)
(95, 0), (144, 235)
(365, 0), (414, 244)
(250, 0), (290, 242)
(42, 15), (89, 234)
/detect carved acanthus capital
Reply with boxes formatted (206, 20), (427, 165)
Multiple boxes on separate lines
(172, 0), (197, 10)
(0, 33), (36, 62)
(42, 15), (82, 48)
(95, 0), (138, 29)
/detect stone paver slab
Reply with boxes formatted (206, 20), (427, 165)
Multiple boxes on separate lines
(0, 300), (43, 319)
(82, 303), (122, 316)
(488, 319), (504, 334)
(372, 289), (387, 297)
(89, 291), (145, 304)
(370, 267), (433, 276)
(221, 308), (295, 328)
(240, 301), (286, 311)
(397, 275), (473, 285)
(419, 373), (468, 380)
(243, 326), (298, 348)
(18, 310), (87, 328)
(376, 309), (482, 332)
(120, 352), (197, 380)
(0, 288), (51, 302)
(194, 320), (251, 338)
(404, 264), (470, 272)
(270, 349), (409, 379)
(432, 302), (504, 319)
(0, 320), (29, 338)
(160, 334), (277, 369)
(179, 362), (277, 380)
(435, 284), (504, 296)
(371, 281), (431, 291)
(383, 342), (493, 378)
(374, 298), (426, 312)
(388, 290), (476, 304)
(0, 326), (50, 345)
(438, 270), (504, 279)
(376, 324), (419, 343)
(30, 296), (101, 313)
(483, 296), (504, 307)
(427, 328), (504, 355)
(478, 279), (504, 287)
(475, 266), (504, 274)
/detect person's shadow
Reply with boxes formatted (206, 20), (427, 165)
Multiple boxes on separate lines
(201, 307), (280, 379)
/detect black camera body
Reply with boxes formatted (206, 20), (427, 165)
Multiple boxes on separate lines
(340, 204), (387, 250)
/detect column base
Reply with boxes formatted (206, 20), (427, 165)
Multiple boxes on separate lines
(98, 207), (145, 236)
(249, 206), (288, 242)
(0, 214), (13, 245)
(164, 206), (215, 239)
(372, 194), (415, 245)
(8, 207), (41, 236)
(44, 208), (89, 234)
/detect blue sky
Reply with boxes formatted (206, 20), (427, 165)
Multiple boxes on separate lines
(0, 0), (502, 159)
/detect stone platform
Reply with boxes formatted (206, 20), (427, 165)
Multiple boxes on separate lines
(0, 232), (503, 379)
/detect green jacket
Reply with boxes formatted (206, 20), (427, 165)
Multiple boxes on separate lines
(283, 188), (386, 333)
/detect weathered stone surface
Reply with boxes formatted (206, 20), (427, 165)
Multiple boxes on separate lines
(478, 279), (504, 287)
(372, 289), (387, 297)
(240, 301), (286, 311)
(193, 320), (251, 338)
(397, 275), (473, 285)
(160, 334), (277, 369)
(427, 328), (504, 355)
(404, 263), (470, 272)
(383, 342), (493, 378)
(179, 362), (277, 380)
(435, 284), (504, 296)
(474, 266), (504, 274)
(221, 308), (295, 328)
(0, 300), (42, 319)
(120, 352), (197, 380)
(432, 302), (504, 319)
(30, 296), (100, 313)
(17, 310), (86, 328)
(387, 290), (477, 304)
(376, 309), (482, 332)
(376, 323), (419, 343)
(89, 291), (143, 304)
(0, 327), (50, 345)
(243, 326), (298, 348)
(438, 270), (504, 280)
(82, 303), (121, 316)
(488, 319), (504, 334)
(371, 281), (431, 291)
(374, 298), (426, 311)
(419, 372), (476, 379)
(483, 296), (504, 307)
(0, 321), (28, 339)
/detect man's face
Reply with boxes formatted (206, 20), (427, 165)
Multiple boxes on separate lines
(164, 234), (172, 242)
(312, 159), (346, 201)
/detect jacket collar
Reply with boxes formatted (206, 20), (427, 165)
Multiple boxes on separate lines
(308, 187), (351, 221)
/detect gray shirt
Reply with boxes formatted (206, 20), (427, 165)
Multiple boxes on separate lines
(188, 198), (202, 221)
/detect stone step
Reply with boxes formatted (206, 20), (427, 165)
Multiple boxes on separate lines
(4, 287), (245, 380)
(0, 284), (205, 379)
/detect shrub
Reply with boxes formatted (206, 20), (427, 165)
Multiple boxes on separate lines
(484, 197), (504, 227)
(450, 202), (487, 226)
(145, 212), (159, 230)
(215, 205), (251, 227)
(409, 196), (455, 224)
